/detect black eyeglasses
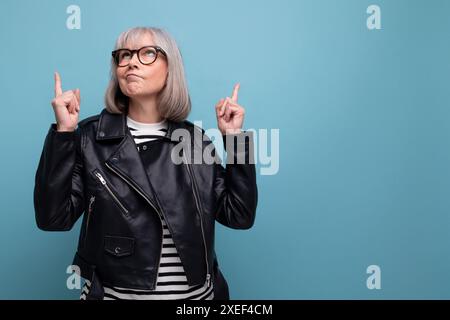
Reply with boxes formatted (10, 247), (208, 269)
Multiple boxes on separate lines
(111, 45), (167, 67)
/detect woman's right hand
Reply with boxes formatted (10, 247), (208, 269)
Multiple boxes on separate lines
(51, 71), (81, 132)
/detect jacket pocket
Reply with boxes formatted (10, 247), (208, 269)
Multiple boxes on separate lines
(104, 235), (135, 258)
(91, 169), (130, 217)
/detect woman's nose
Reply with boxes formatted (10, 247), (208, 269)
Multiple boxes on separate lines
(128, 52), (140, 68)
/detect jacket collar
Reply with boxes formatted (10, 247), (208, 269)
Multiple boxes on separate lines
(96, 108), (181, 141)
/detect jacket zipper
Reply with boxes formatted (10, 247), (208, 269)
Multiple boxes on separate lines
(84, 195), (95, 246)
(94, 171), (129, 216)
(182, 151), (211, 288)
(104, 162), (163, 290)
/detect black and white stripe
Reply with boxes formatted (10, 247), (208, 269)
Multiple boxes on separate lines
(127, 116), (168, 145)
(80, 116), (213, 300)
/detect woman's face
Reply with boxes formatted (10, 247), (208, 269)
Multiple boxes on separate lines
(116, 33), (168, 99)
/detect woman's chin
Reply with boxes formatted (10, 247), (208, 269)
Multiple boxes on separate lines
(126, 89), (160, 99)
(125, 87), (144, 96)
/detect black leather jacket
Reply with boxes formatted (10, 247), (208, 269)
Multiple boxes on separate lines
(34, 108), (258, 300)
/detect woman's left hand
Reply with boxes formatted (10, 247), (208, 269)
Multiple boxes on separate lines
(215, 83), (245, 135)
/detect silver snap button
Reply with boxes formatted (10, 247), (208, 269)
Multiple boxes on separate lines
(142, 145), (147, 151)
(111, 157), (118, 162)
(114, 247), (121, 254)
(99, 131), (105, 137)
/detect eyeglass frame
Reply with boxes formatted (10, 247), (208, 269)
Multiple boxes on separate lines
(111, 45), (167, 67)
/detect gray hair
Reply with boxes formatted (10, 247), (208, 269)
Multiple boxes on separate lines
(104, 27), (191, 121)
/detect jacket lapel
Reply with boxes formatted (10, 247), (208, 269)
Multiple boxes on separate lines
(96, 108), (178, 207)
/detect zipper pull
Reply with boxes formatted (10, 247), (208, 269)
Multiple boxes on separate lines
(88, 195), (95, 213)
(95, 172), (107, 185)
(206, 273), (211, 288)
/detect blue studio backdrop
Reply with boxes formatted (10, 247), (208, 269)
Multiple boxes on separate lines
(1, 0), (450, 299)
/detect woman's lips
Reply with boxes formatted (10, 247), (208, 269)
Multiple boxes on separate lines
(126, 74), (141, 81)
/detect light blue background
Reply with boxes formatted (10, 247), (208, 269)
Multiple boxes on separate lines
(1, 0), (450, 299)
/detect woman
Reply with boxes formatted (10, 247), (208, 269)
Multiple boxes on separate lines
(34, 26), (257, 300)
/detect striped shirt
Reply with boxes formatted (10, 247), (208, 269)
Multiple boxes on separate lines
(80, 116), (213, 300)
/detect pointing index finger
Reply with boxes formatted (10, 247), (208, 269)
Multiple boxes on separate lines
(54, 71), (62, 97)
(231, 83), (240, 103)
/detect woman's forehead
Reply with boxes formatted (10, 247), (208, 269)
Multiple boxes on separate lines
(122, 33), (154, 49)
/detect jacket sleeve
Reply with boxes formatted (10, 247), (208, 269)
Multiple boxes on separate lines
(214, 131), (258, 229)
(34, 123), (85, 231)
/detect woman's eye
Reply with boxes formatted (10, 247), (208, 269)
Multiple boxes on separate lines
(143, 50), (156, 57)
